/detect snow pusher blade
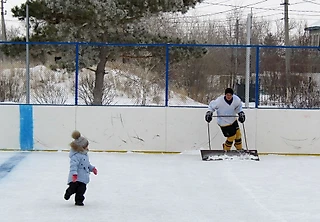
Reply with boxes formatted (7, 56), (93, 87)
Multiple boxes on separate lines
(200, 150), (259, 161)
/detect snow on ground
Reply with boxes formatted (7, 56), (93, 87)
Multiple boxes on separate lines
(1, 65), (205, 106)
(0, 151), (320, 222)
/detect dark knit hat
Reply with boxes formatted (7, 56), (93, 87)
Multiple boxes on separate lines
(225, 88), (234, 95)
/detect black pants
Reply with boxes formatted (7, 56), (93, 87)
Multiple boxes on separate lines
(220, 120), (239, 137)
(220, 121), (242, 150)
(65, 181), (87, 204)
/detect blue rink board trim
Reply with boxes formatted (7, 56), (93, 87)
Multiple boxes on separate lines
(0, 153), (28, 180)
(19, 105), (34, 151)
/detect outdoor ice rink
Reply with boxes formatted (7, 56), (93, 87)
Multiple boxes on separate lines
(0, 151), (319, 222)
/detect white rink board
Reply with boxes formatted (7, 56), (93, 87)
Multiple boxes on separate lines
(74, 106), (166, 151)
(0, 105), (20, 149)
(256, 109), (320, 154)
(33, 106), (77, 150)
(1, 105), (320, 154)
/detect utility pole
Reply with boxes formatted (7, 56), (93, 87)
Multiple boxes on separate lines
(281, 0), (290, 102)
(0, 0), (7, 41)
(235, 18), (239, 89)
(230, 18), (239, 89)
(229, 21), (233, 88)
(245, 12), (252, 108)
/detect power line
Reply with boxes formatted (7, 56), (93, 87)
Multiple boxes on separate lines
(203, 1), (320, 13)
(169, 0), (272, 19)
(302, 0), (320, 5)
(196, 0), (319, 15)
(202, 0), (269, 8)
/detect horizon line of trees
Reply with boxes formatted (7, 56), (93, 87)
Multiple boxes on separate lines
(0, 0), (319, 108)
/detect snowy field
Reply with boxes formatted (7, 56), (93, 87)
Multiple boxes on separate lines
(0, 151), (320, 222)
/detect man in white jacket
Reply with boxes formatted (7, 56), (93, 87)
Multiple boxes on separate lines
(205, 88), (245, 151)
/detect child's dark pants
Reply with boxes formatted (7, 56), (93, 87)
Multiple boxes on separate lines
(64, 181), (87, 205)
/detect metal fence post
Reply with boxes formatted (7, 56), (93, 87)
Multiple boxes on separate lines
(75, 43), (79, 105)
(26, 1), (30, 104)
(255, 46), (260, 108)
(165, 44), (170, 107)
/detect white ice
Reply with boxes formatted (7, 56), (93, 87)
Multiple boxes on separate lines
(0, 151), (319, 222)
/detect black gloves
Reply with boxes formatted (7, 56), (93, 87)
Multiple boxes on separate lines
(205, 110), (245, 123)
(238, 111), (245, 123)
(205, 111), (213, 123)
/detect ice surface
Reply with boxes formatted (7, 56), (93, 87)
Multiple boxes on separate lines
(0, 152), (320, 222)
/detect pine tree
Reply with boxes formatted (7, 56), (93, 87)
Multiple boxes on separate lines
(10, 0), (204, 104)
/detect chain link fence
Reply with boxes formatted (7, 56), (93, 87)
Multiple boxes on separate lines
(0, 41), (320, 108)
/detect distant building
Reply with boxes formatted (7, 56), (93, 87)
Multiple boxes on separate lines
(305, 20), (320, 47)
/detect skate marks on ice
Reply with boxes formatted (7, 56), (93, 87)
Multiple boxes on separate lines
(0, 152), (29, 181)
(223, 161), (288, 222)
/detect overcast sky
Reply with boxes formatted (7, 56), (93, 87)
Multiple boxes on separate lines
(3, 0), (320, 31)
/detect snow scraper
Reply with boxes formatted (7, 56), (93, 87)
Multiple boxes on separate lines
(200, 122), (260, 161)
(200, 149), (259, 161)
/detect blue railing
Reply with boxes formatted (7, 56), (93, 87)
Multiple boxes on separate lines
(0, 41), (320, 108)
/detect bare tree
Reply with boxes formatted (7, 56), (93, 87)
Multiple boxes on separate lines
(108, 60), (164, 105)
(32, 70), (68, 104)
(77, 69), (116, 105)
(0, 68), (26, 102)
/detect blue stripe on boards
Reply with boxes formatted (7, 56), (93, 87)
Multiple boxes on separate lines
(19, 105), (34, 151)
(0, 153), (28, 180)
